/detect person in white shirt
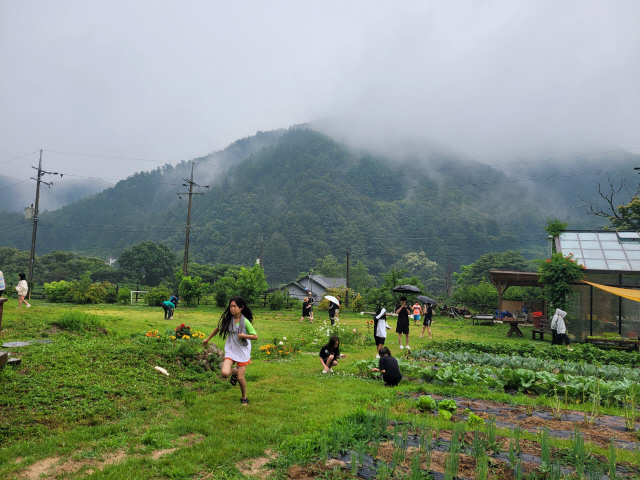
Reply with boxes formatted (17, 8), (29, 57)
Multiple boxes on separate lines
(15, 272), (31, 308)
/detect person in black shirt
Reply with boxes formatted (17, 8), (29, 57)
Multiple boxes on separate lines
(319, 336), (345, 373)
(328, 300), (339, 326)
(395, 296), (412, 350)
(372, 347), (402, 386)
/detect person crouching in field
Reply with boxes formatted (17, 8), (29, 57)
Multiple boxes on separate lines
(319, 336), (346, 373)
(371, 347), (402, 386)
(203, 296), (258, 405)
(161, 300), (175, 319)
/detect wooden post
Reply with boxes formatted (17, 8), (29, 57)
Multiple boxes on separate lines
(0, 297), (7, 331)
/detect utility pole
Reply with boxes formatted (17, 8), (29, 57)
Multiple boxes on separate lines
(345, 250), (350, 308)
(28, 151), (62, 286)
(258, 234), (264, 267)
(178, 162), (208, 276)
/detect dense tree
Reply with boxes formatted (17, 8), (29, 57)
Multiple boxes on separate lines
(118, 241), (178, 286)
(454, 251), (532, 288)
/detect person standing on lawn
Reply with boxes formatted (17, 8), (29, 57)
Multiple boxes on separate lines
(395, 296), (411, 350)
(550, 308), (572, 350)
(374, 307), (390, 357)
(412, 301), (421, 326)
(328, 297), (339, 326)
(203, 296), (258, 405)
(371, 347), (402, 386)
(299, 296), (312, 323)
(420, 303), (433, 339)
(15, 273), (31, 308)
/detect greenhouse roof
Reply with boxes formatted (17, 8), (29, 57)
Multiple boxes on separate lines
(556, 231), (640, 272)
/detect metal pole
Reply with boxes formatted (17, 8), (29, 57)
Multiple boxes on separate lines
(28, 150), (43, 286)
(345, 251), (350, 307)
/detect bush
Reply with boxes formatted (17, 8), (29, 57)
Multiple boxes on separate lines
(146, 285), (171, 306)
(104, 283), (118, 304)
(117, 288), (131, 305)
(44, 280), (74, 303)
(267, 290), (289, 310)
(53, 311), (105, 333)
(416, 395), (437, 412)
(351, 293), (365, 312)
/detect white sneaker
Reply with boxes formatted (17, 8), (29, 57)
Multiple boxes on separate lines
(322, 370), (328, 374)
(399, 345), (404, 349)
(405, 345), (411, 349)
(26, 304), (32, 308)
(375, 354), (380, 359)
(329, 368), (334, 373)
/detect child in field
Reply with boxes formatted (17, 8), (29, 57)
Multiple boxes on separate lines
(412, 301), (421, 326)
(319, 336), (346, 373)
(371, 347), (402, 386)
(15, 273), (31, 308)
(299, 296), (312, 323)
(374, 307), (390, 357)
(420, 303), (433, 340)
(203, 296), (258, 405)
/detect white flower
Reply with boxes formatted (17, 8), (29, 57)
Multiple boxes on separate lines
(283, 337), (287, 340)
(279, 341), (284, 345)
(353, 329), (357, 333)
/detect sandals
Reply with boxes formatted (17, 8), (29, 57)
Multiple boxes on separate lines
(240, 398), (249, 405)
(229, 373), (238, 386)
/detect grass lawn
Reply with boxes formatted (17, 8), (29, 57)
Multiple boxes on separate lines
(1, 300), (638, 479)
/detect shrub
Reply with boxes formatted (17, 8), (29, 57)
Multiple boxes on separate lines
(267, 289), (289, 310)
(44, 280), (74, 303)
(54, 311), (105, 333)
(117, 288), (131, 305)
(351, 293), (365, 312)
(438, 399), (458, 413)
(416, 395), (437, 412)
(146, 285), (171, 306)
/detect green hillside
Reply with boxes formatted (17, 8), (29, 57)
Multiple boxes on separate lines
(1, 127), (623, 285)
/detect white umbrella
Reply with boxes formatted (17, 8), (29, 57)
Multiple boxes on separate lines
(324, 295), (340, 306)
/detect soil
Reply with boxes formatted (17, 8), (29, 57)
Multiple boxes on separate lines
(12, 434), (204, 479)
(426, 395), (640, 450)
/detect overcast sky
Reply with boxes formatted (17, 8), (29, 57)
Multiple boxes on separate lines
(1, 0), (639, 187)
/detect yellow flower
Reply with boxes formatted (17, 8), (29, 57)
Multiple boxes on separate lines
(184, 335), (190, 340)
(170, 335), (176, 340)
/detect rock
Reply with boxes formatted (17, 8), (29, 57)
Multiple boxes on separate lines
(0, 351), (7, 368)
(8, 358), (21, 366)
(1, 342), (30, 348)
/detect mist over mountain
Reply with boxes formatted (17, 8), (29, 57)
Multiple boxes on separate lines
(0, 174), (114, 213)
(0, 127), (632, 285)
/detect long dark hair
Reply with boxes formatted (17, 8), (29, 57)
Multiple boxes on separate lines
(322, 336), (340, 356)
(217, 296), (253, 340)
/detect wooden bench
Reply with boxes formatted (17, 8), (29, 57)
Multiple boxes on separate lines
(585, 337), (640, 352)
(472, 314), (495, 326)
(531, 318), (552, 341)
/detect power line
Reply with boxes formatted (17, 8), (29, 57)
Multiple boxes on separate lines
(0, 151), (39, 166)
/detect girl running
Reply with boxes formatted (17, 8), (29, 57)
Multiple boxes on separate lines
(203, 296), (258, 405)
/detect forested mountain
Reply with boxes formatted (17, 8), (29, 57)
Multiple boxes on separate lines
(1, 127), (634, 285)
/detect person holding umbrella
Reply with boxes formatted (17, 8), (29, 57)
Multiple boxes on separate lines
(325, 295), (340, 326)
(395, 296), (411, 349)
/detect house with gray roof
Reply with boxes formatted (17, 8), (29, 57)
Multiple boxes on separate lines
(285, 275), (346, 303)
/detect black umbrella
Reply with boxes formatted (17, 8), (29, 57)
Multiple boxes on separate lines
(392, 285), (422, 294)
(417, 295), (437, 305)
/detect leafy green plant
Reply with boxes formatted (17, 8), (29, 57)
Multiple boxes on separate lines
(467, 412), (485, 429)
(43, 280), (74, 302)
(437, 399), (457, 413)
(416, 395), (437, 412)
(439, 410), (452, 421)
(266, 289), (289, 310)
